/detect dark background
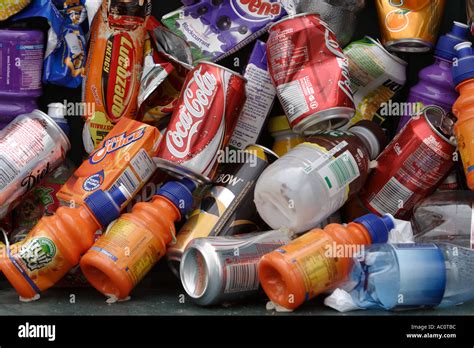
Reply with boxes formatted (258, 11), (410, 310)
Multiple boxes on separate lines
(3, 0), (470, 167)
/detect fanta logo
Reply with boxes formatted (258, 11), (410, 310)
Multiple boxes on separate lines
(231, 0), (282, 22)
(103, 33), (135, 122)
(83, 170), (105, 192)
(166, 67), (218, 159)
(90, 128), (146, 164)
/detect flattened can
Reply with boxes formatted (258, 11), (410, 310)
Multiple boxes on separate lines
(267, 13), (355, 134)
(343, 36), (407, 127)
(376, 0), (446, 53)
(0, 110), (70, 219)
(180, 229), (293, 306)
(167, 145), (278, 275)
(360, 106), (456, 219)
(155, 62), (247, 184)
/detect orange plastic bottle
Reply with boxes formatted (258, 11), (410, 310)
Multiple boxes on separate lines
(80, 179), (195, 300)
(0, 187), (127, 300)
(452, 42), (474, 190)
(258, 214), (394, 310)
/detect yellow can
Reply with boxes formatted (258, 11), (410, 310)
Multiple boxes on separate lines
(376, 0), (446, 53)
(268, 116), (305, 157)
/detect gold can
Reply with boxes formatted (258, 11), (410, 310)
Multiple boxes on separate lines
(376, 0), (446, 53)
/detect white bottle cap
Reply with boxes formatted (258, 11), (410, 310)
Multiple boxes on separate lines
(47, 103), (67, 120)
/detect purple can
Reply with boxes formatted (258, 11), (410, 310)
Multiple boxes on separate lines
(0, 29), (45, 127)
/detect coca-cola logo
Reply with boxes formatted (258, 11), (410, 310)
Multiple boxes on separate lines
(231, 0), (283, 22)
(165, 67), (218, 159)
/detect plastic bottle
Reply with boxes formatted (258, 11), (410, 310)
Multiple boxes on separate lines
(254, 121), (387, 234)
(412, 191), (474, 249)
(397, 21), (469, 132)
(0, 186), (127, 300)
(452, 41), (474, 190)
(80, 179), (195, 301)
(47, 103), (70, 137)
(268, 115), (305, 157)
(348, 243), (474, 310)
(258, 213), (394, 310)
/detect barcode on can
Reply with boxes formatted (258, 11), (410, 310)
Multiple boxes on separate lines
(130, 149), (155, 182)
(224, 263), (259, 294)
(369, 177), (414, 215)
(0, 155), (19, 191)
(111, 167), (140, 197)
(277, 80), (309, 122)
(318, 151), (360, 197)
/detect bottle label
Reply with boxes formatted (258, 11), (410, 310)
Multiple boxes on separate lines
(7, 220), (73, 295)
(89, 218), (165, 287)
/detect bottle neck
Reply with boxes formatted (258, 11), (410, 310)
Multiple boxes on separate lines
(151, 195), (182, 223)
(434, 56), (453, 68)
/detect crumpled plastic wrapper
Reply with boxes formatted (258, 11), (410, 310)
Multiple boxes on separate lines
(292, 0), (366, 47)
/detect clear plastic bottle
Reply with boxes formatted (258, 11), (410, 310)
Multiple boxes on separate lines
(412, 190), (474, 249)
(348, 243), (474, 310)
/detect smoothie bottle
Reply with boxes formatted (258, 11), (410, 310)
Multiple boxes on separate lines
(397, 21), (469, 132)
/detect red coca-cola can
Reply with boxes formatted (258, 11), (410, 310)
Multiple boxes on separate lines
(155, 62), (247, 183)
(267, 13), (355, 135)
(360, 106), (456, 219)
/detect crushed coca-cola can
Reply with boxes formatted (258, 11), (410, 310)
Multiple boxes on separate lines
(267, 13), (355, 135)
(155, 62), (247, 184)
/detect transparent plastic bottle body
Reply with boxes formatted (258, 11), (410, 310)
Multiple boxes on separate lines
(348, 243), (474, 310)
(413, 191), (474, 248)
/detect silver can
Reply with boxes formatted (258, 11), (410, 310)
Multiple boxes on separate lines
(180, 230), (293, 306)
(0, 110), (70, 218)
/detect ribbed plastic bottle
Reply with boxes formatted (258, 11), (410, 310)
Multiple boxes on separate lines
(0, 187), (127, 300)
(397, 21), (469, 132)
(258, 214), (394, 310)
(349, 243), (474, 310)
(80, 179), (195, 301)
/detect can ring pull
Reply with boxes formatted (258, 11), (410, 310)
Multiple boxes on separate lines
(389, 0), (404, 7)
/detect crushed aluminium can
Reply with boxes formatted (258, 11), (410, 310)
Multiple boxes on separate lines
(360, 106), (456, 219)
(155, 62), (247, 184)
(0, 110), (71, 219)
(267, 13), (355, 135)
(180, 229), (293, 306)
(161, 0), (289, 62)
(167, 145), (278, 275)
(375, 0), (446, 53)
(343, 36), (407, 127)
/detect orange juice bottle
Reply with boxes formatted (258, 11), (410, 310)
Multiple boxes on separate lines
(80, 179), (195, 301)
(258, 214), (394, 310)
(452, 42), (474, 190)
(0, 186), (128, 300)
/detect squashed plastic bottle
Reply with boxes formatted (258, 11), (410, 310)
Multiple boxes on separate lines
(348, 243), (474, 310)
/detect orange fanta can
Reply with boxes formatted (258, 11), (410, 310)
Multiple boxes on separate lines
(0, 186), (129, 300)
(258, 214), (394, 310)
(376, 0), (446, 53)
(57, 118), (161, 208)
(80, 179), (195, 301)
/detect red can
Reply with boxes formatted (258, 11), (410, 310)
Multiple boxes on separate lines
(360, 106), (456, 219)
(267, 13), (355, 135)
(155, 62), (247, 183)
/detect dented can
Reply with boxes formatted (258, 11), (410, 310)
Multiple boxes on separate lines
(0, 111), (70, 219)
(267, 13), (355, 134)
(375, 0), (446, 53)
(167, 145), (278, 275)
(360, 106), (456, 219)
(155, 62), (247, 183)
(180, 229), (293, 306)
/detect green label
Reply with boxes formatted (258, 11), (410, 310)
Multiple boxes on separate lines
(19, 237), (57, 272)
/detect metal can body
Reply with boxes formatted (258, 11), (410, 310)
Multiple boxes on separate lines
(343, 36), (407, 127)
(360, 106), (455, 219)
(155, 62), (247, 183)
(167, 145), (277, 275)
(375, 0), (446, 53)
(267, 13), (355, 135)
(180, 230), (293, 306)
(0, 110), (70, 219)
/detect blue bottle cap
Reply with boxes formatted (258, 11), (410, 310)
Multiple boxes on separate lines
(84, 186), (128, 228)
(453, 41), (474, 86)
(435, 21), (469, 61)
(157, 178), (196, 219)
(354, 213), (394, 244)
